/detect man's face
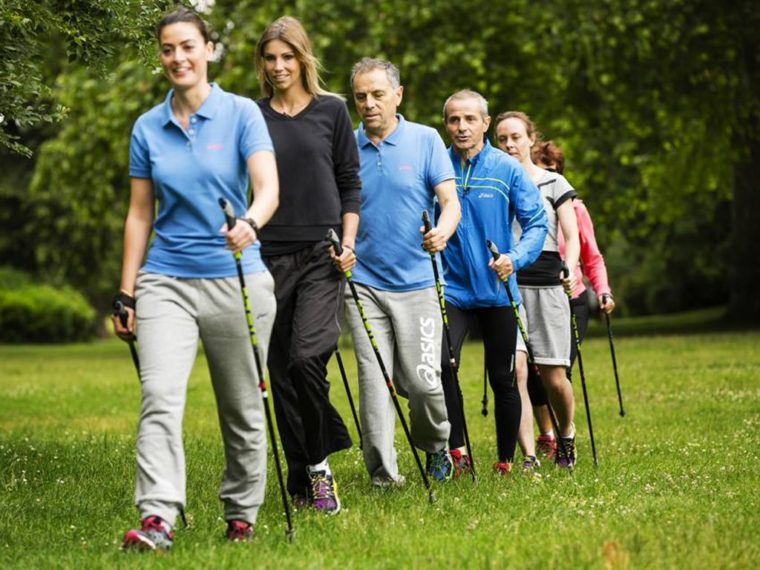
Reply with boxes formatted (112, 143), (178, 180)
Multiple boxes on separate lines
(444, 97), (490, 157)
(352, 69), (403, 138)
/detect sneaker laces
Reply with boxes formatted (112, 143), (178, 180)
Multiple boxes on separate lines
(227, 520), (252, 541)
(310, 471), (335, 501)
(428, 450), (448, 472)
(142, 516), (171, 535)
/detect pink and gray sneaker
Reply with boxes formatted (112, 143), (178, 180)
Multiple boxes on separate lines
(122, 515), (174, 551)
(450, 448), (473, 479)
(226, 519), (254, 542)
(536, 433), (557, 460)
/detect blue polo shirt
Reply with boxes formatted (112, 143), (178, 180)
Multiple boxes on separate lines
(129, 83), (273, 278)
(352, 115), (454, 291)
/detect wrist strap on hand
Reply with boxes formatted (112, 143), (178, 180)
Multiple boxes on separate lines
(113, 291), (136, 313)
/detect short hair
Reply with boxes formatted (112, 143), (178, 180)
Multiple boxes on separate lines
(350, 58), (401, 89)
(442, 90), (489, 120)
(493, 111), (540, 141)
(157, 7), (210, 44)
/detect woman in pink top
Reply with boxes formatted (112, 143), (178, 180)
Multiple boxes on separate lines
(529, 141), (615, 459)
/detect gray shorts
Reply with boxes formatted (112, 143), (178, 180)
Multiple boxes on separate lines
(515, 285), (571, 367)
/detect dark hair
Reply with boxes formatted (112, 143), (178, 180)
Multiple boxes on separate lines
(533, 140), (565, 174)
(156, 7), (210, 43)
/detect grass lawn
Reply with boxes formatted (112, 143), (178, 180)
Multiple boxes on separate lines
(1, 325), (758, 568)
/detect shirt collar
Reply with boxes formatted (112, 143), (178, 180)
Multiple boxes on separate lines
(448, 137), (492, 166)
(358, 114), (406, 148)
(161, 82), (222, 126)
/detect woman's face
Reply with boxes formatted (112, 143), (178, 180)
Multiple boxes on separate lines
(262, 39), (302, 93)
(495, 117), (535, 164)
(159, 22), (213, 91)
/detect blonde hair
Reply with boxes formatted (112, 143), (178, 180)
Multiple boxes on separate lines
(255, 16), (339, 98)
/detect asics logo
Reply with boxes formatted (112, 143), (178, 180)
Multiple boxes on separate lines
(416, 316), (438, 386)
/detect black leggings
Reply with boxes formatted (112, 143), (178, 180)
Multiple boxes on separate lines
(527, 294), (590, 405)
(441, 304), (520, 462)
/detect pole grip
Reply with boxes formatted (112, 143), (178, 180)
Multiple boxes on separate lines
(113, 300), (128, 328)
(327, 228), (343, 256)
(486, 239), (500, 262)
(218, 198), (237, 230)
(421, 210), (432, 233)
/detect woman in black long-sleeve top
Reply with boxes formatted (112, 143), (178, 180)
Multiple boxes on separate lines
(255, 16), (361, 515)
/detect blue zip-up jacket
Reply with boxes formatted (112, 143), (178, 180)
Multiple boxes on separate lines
(441, 140), (547, 309)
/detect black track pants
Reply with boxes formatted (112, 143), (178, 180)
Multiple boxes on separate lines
(264, 242), (352, 497)
(441, 304), (521, 462)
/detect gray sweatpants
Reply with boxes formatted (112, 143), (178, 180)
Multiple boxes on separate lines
(133, 270), (275, 527)
(344, 284), (450, 482)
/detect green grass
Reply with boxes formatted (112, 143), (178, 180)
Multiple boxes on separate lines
(1, 330), (759, 569)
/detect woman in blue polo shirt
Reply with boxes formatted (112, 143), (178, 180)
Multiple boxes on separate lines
(112, 7), (279, 549)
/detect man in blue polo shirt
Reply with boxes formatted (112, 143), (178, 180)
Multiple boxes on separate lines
(345, 57), (461, 487)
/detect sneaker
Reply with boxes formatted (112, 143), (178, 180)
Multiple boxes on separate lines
(226, 520), (253, 542)
(122, 515), (174, 551)
(555, 435), (577, 468)
(450, 448), (472, 479)
(536, 434), (557, 460)
(493, 461), (513, 476)
(426, 448), (453, 482)
(522, 455), (541, 472)
(309, 470), (341, 515)
(371, 473), (407, 488)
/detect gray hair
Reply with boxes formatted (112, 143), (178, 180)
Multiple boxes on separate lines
(350, 57), (401, 89)
(442, 89), (489, 120)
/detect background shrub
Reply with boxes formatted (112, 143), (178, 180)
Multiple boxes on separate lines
(0, 267), (97, 343)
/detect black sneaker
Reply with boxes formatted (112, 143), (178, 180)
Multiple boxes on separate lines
(555, 435), (577, 468)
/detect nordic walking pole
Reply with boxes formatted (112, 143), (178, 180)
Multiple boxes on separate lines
(561, 262), (598, 466)
(113, 301), (140, 380)
(602, 293), (626, 417)
(334, 347), (363, 448)
(485, 240), (570, 464)
(219, 198), (295, 542)
(327, 229), (435, 503)
(422, 210), (476, 481)
(481, 357), (489, 417)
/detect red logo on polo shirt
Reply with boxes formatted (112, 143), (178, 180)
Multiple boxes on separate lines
(399, 164), (413, 172)
(207, 143), (224, 151)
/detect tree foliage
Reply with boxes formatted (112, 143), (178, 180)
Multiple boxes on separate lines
(0, 0), (173, 156)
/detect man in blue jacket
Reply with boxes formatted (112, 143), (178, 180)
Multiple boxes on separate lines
(439, 89), (547, 476)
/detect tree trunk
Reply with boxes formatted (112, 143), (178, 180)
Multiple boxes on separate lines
(729, 132), (760, 321)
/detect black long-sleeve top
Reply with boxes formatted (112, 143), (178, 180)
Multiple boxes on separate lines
(257, 95), (361, 256)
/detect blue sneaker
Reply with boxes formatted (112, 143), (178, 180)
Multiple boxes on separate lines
(122, 515), (173, 551)
(425, 448), (453, 482)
